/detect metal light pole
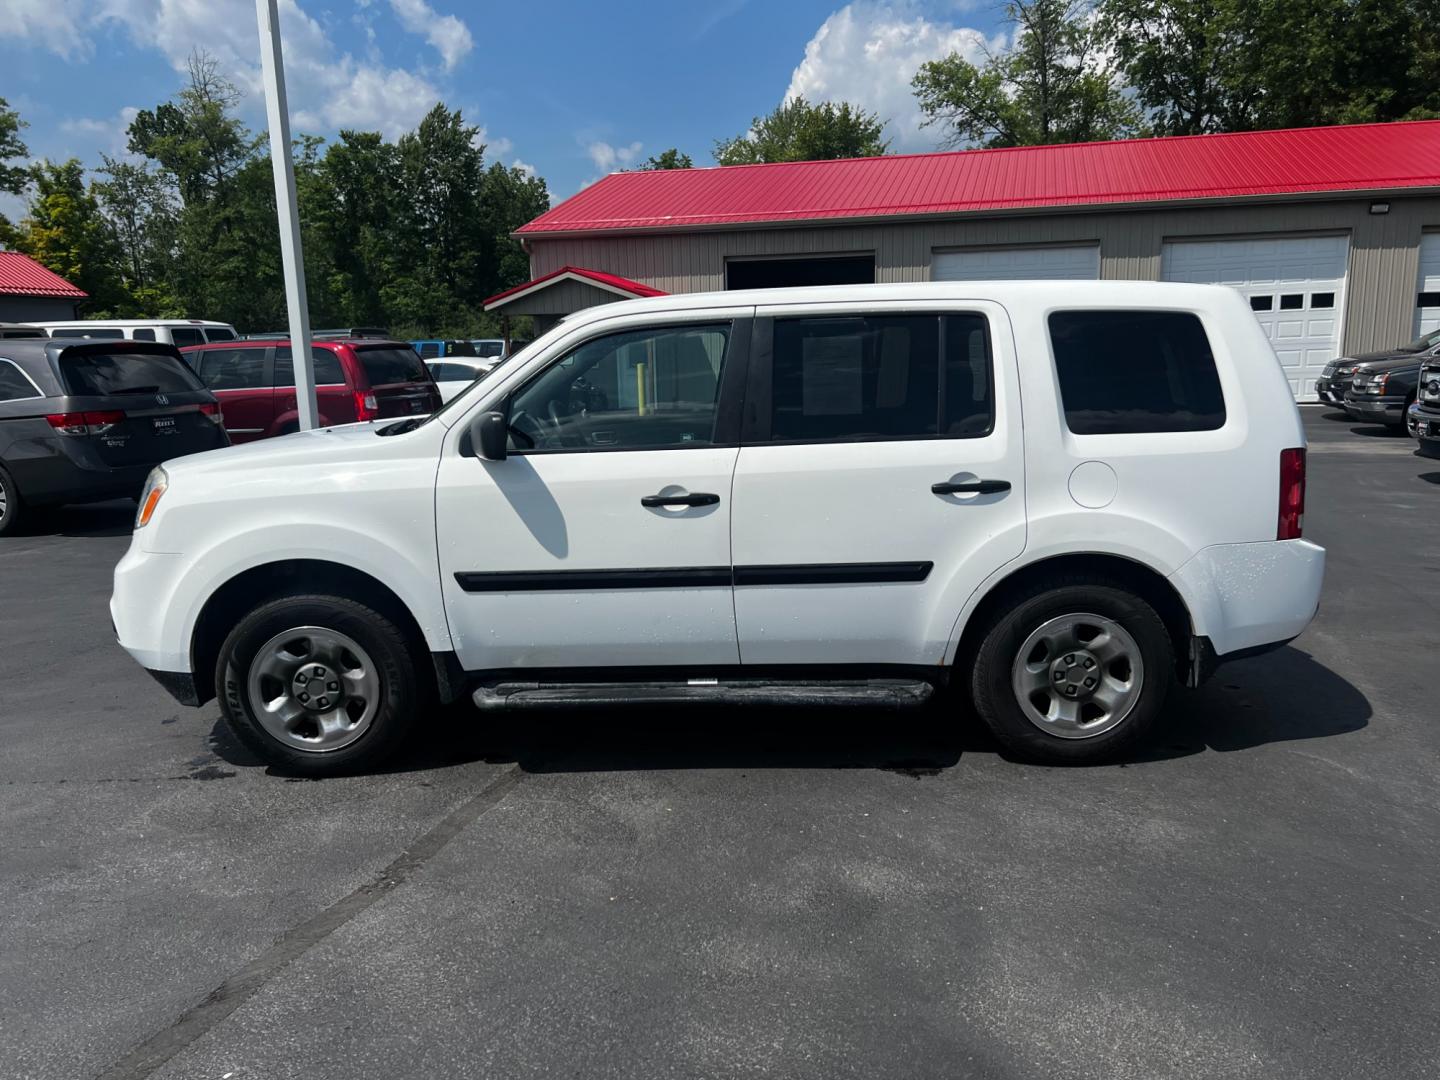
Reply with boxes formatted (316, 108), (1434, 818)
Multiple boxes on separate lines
(255, 0), (318, 430)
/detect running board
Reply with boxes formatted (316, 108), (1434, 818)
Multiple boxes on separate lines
(471, 678), (935, 711)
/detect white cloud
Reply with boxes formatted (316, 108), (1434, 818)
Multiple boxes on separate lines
(387, 0), (473, 71)
(511, 159), (536, 178)
(0, 0), (92, 59)
(59, 106), (141, 155)
(784, 2), (996, 152)
(586, 140), (643, 172)
(299, 64), (441, 138)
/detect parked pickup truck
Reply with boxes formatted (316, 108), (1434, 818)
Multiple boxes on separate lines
(1330, 329), (1440, 428)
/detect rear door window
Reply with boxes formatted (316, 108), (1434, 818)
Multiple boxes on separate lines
(274, 346), (346, 387)
(356, 346), (429, 385)
(764, 313), (993, 442)
(132, 328), (156, 341)
(1048, 310), (1225, 434)
(0, 359), (42, 401)
(59, 350), (204, 396)
(194, 347), (268, 390)
(169, 327), (206, 347)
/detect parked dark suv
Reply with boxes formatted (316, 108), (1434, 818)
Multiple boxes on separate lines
(1328, 329), (1440, 428)
(0, 339), (228, 534)
(181, 338), (441, 443)
(1410, 354), (1440, 456)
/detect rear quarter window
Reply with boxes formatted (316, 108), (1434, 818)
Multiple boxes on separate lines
(169, 327), (206, 347)
(0, 358), (43, 401)
(59, 350), (205, 396)
(356, 347), (430, 385)
(1048, 310), (1225, 435)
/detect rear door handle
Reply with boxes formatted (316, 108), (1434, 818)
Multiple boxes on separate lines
(641, 492), (721, 508)
(932, 479), (1011, 495)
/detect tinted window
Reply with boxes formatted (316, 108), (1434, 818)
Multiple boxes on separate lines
(169, 327), (205, 347)
(509, 324), (730, 451)
(1279, 294), (1304, 311)
(132, 328), (156, 341)
(59, 350), (204, 396)
(445, 340), (478, 357)
(418, 342), (441, 359)
(204, 327), (238, 342)
(1048, 310), (1225, 435)
(476, 341), (504, 358)
(1310, 293), (1335, 309)
(1250, 295), (1273, 312)
(52, 327), (124, 339)
(356, 346), (428, 385)
(768, 313), (992, 442)
(432, 362), (479, 382)
(194, 347), (267, 390)
(1419, 292), (1440, 307)
(0, 359), (41, 401)
(275, 346), (346, 386)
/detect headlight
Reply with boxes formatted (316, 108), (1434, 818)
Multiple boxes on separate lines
(135, 467), (168, 528)
(1363, 373), (1390, 394)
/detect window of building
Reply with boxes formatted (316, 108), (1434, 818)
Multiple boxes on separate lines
(1310, 293), (1335, 309)
(1418, 292), (1440, 307)
(509, 323), (731, 451)
(1250, 295), (1274, 312)
(1048, 310), (1225, 435)
(1279, 294), (1304, 310)
(726, 255), (875, 290)
(766, 313), (992, 443)
(274, 346), (346, 387)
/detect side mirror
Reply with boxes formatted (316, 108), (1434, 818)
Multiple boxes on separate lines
(470, 410), (509, 461)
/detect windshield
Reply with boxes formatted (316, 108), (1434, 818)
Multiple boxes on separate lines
(406, 335), (550, 431)
(59, 350), (204, 396)
(1401, 329), (1440, 353)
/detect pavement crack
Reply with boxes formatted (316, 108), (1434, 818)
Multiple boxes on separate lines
(91, 764), (525, 1080)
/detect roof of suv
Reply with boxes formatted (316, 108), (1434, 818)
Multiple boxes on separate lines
(180, 337), (411, 351)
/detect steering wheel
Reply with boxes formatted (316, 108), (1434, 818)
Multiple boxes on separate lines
(508, 409), (542, 448)
(546, 400), (568, 431)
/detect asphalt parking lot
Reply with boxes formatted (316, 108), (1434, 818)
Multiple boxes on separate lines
(2, 408), (1437, 1080)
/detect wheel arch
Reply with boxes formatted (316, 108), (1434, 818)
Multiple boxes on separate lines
(190, 559), (441, 706)
(948, 551), (1197, 684)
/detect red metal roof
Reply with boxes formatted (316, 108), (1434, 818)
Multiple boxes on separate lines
(519, 121), (1440, 236)
(0, 251), (88, 298)
(483, 264), (667, 309)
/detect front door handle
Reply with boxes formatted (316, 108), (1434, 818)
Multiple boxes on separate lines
(932, 479), (1011, 495)
(641, 492), (721, 508)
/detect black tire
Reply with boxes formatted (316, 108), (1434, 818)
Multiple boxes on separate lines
(0, 464), (25, 537)
(969, 576), (1174, 764)
(216, 594), (422, 776)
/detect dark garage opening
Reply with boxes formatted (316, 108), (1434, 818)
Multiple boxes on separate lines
(726, 255), (875, 290)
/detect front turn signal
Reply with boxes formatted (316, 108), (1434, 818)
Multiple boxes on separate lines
(135, 467), (168, 529)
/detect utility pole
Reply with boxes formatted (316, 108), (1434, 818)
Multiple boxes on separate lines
(255, 0), (318, 430)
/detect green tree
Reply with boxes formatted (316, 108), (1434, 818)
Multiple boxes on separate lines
(310, 130), (403, 327)
(12, 159), (126, 311)
(913, 0), (1140, 147)
(714, 97), (888, 165)
(93, 155), (182, 315)
(477, 161), (550, 298)
(637, 148), (694, 170)
(0, 97), (29, 197)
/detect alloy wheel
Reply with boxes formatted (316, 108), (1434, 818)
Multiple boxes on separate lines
(1009, 613), (1145, 739)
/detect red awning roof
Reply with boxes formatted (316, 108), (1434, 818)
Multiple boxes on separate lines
(0, 251), (88, 298)
(518, 120), (1440, 236)
(483, 265), (667, 309)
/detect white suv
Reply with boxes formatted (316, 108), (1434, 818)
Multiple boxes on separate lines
(111, 282), (1324, 774)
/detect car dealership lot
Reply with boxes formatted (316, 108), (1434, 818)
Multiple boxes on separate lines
(1, 409), (1436, 1080)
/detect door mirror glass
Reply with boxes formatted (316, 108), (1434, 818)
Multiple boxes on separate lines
(470, 410), (509, 461)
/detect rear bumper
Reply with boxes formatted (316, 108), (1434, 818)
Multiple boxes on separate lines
(1169, 539), (1325, 657)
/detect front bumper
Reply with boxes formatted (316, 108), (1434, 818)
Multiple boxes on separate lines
(1316, 379), (1347, 404)
(1169, 539), (1325, 658)
(1342, 394), (1407, 423)
(111, 542), (191, 673)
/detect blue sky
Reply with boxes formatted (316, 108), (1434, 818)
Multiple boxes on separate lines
(2, 1), (1005, 218)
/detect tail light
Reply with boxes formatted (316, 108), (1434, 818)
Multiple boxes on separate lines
(1278, 447), (1306, 540)
(353, 391), (379, 421)
(198, 402), (224, 425)
(46, 410), (125, 436)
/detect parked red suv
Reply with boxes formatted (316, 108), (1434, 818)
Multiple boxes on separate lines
(180, 338), (441, 442)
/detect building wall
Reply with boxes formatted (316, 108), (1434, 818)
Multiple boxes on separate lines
(0, 295), (81, 322)
(525, 195), (1440, 354)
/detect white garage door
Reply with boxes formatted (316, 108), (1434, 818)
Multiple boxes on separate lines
(1415, 233), (1440, 337)
(1162, 235), (1348, 401)
(933, 244), (1099, 281)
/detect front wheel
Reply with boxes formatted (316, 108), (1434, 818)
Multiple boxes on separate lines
(969, 579), (1174, 763)
(216, 594), (422, 776)
(0, 464), (26, 537)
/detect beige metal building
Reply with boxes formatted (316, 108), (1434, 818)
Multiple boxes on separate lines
(486, 121), (1440, 401)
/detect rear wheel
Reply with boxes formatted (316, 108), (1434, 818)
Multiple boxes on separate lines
(216, 594), (421, 776)
(0, 464), (25, 537)
(969, 578), (1174, 763)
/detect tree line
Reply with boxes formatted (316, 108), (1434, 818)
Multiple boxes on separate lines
(0, 54), (548, 337)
